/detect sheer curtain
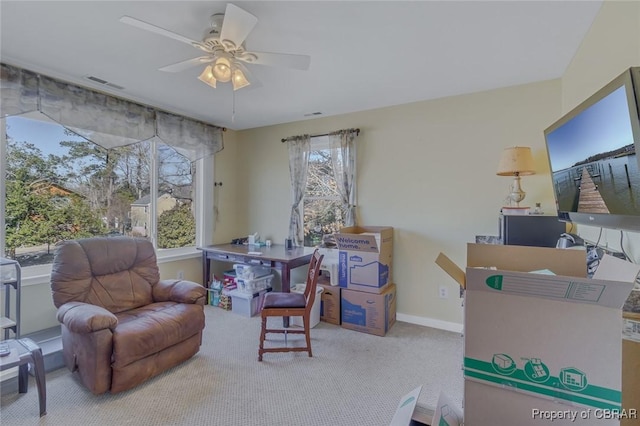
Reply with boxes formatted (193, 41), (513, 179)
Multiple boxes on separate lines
(287, 135), (311, 246)
(329, 129), (358, 226)
(0, 63), (223, 160)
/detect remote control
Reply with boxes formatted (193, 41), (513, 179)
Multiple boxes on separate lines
(0, 344), (10, 357)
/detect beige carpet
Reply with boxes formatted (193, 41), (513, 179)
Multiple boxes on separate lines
(0, 305), (463, 425)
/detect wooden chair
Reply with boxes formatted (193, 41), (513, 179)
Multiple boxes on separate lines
(258, 249), (324, 361)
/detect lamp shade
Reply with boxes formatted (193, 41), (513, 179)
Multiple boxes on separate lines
(497, 146), (535, 176)
(231, 67), (250, 90)
(197, 65), (217, 88)
(212, 57), (232, 82)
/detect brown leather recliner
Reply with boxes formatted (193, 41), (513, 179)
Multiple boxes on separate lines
(50, 237), (206, 395)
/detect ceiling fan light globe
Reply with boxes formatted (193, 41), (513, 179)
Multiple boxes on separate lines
(231, 68), (250, 90)
(197, 65), (217, 88)
(212, 57), (232, 82)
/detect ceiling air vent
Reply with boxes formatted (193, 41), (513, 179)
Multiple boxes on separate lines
(85, 75), (125, 90)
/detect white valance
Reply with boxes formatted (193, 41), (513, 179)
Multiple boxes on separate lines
(0, 63), (223, 161)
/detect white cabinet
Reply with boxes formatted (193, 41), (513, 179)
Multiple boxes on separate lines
(1, 257), (21, 339)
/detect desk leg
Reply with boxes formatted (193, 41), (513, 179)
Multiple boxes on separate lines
(18, 362), (29, 393)
(202, 252), (210, 288)
(281, 265), (291, 327)
(18, 339), (47, 417)
(31, 347), (47, 417)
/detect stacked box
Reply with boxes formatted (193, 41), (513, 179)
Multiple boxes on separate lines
(318, 283), (341, 325)
(335, 226), (393, 294)
(341, 283), (396, 336)
(333, 226), (395, 336)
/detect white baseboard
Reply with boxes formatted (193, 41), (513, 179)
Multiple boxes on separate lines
(0, 366), (18, 382)
(396, 312), (463, 334)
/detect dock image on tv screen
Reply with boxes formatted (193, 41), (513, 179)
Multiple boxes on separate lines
(546, 85), (640, 216)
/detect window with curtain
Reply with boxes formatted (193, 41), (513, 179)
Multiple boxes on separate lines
(300, 132), (357, 247)
(303, 136), (345, 246)
(1, 63), (222, 268)
(3, 115), (195, 267)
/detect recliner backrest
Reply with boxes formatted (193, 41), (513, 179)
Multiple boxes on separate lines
(51, 237), (159, 313)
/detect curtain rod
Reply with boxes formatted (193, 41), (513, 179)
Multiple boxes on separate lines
(281, 128), (360, 143)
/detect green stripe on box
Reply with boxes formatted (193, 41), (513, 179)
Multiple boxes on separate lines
(463, 357), (621, 410)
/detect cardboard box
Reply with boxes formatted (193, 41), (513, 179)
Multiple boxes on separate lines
(622, 314), (640, 426)
(318, 283), (341, 325)
(341, 283), (396, 336)
(335, 226), (393, 293)
(389, 387), (463, 426)
(438, 244), (638, 426)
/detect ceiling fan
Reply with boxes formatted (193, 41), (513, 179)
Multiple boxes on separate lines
(120, 3), (311, 91)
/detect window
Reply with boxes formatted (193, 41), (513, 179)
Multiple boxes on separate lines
(156, 142), (195, 249)
(302, 136), (349, 246)
(2, 114), (204, 268)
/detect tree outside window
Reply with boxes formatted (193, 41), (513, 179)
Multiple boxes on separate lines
(3, 115), (195, 266)
(303, 137), (347, 247)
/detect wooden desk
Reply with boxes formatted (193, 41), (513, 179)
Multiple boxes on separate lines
(198, 244), (315, 293)
(199, 244), (315, 327)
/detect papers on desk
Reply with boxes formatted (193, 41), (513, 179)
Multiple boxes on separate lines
(247, 251), (263, 256)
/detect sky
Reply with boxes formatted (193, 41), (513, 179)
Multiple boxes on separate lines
(6, 114), (87, 157)
(545, 85), (637, 172)
(6, 114), (191, 187)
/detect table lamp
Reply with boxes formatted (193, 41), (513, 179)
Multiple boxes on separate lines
(497, 146), (535, 207)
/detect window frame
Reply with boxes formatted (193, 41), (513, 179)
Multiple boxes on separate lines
(301, 135), (356, 247)
(1, 116), (214, 283)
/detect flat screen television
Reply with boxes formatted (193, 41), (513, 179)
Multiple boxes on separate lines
(544, 67), (640, 232)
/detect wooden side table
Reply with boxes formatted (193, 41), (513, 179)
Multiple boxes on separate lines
(0, 338), (46, 416)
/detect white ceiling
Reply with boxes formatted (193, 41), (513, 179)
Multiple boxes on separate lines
(1, 1), (603, 131)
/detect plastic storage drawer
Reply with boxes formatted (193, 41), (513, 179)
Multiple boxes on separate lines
(233, 264), (272, 280)
(228, 288), (272, 317)
(236, 274), (274, 293)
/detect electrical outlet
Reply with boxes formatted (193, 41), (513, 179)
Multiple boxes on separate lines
(439, 285), (449, 299)
(177, 270), (184, 280)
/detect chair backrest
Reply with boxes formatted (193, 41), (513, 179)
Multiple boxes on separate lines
(303, 249), (324, 312)
(51, 237), (160, 313)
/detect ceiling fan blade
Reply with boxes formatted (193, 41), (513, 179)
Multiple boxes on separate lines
(241, 51), (311, 71)
(219, 4), (258, 48)
(159, 56), (213, 73)
(120, 16), (200, 47)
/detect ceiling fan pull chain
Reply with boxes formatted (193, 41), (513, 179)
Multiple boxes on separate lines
(232, 88), (236, 123)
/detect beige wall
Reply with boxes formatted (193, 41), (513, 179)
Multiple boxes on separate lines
(230, 80), (561, 327)
(218, 0), (640, 328)
(213, 129), (245, 244)
(562, 0), (640, 259)
(158, 257), (202, 285)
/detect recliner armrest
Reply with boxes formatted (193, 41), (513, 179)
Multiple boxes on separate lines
(57, 301), (118, 333)
(154, 279), (207, 305)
